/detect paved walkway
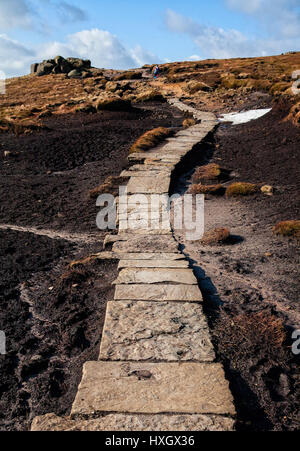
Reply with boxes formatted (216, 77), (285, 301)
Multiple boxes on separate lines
(31, 100), (236, 431)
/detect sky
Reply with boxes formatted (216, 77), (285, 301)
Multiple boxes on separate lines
(0, 0), (299, 77)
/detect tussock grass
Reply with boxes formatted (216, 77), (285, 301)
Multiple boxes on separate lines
(96, 97), (132, 111)
(213, 311), (286, 362)
(183, 118), (196, 128)
(114, 71), (143, 81)
(201, 227), (230, 245)
(69, 255), (98, 268)
(272, 220), (300, 238)
(136, 90), (165, 102)
(129, 127), (175, 154)
(189, 184), (225, 195)
(226, 182), (259, 197)
(286, 101), (300, 126)
(192, 164), (230, 184)
(270, 82), (291, 95)
(88, 176), (129, 199)
(185, 81), (212, 94)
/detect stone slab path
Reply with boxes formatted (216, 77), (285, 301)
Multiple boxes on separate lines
(31, 99), (236, 431)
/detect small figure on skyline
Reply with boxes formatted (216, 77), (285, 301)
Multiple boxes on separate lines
(153, 64), (160, 80)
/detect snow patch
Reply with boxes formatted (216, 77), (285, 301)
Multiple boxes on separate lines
(218, 108), (272, 125)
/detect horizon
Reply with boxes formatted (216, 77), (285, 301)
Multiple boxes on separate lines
(0, 0), (300, 78)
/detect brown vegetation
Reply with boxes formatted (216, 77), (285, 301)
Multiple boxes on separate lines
(189, 184), (225, 195)
(201, 227), (230, 245)
(129, 127), (174, 153)
(96, 97), (132, 111)
(213, 310), (286, 362)
(192, 164), (230, 184)
(88, 176), (129, 199)
(185, 81), (212, 94)
(183, 118), (196, 128)
(135, 89), (165, 102)
(226, 182), (259, 197)
(114, 71), (143, 81)
(272, 220), (300, 238)
(286, 101), (300, 126)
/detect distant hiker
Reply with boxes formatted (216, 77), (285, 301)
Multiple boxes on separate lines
(153, 64), (160, 80)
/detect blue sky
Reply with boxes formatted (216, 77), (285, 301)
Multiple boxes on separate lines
(0, 0), (299, 77)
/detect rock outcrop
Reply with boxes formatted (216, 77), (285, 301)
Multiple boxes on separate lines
(31, 56), (92, 78)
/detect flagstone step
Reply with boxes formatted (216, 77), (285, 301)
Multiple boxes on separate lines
(112, 234), (180, 253)
(31, 412), (235, 431)
(99, 301), (215, 362)
(118, 259), (189, 268)
(127, 176), (170, 195)
(71, 361), (236, 417)
(97, 252), (186, 261)
(114, 284), (202, 302)
(114, 268), (198, 285)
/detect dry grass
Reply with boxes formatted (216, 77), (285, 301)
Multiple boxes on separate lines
(189, 184), (225, 195)
(272, 220), (300, 238)
(183, 118), (196, 128)
(192, 164), (230, 184)
(2, 52), (299, 134)
(129, 127), (174, 154)
(213, 310), (286, 362)
(220, 74), (248, 90)
(185, 81), (212, 94)
(69, 255), (98, 268)
(201, 227), (230, 245)
(286, 101), (300, 127)
(114, 71), (142, 81)
(88, 176), (129, 199)
(135, 89), (165, 102)
(96, 97), (132, 111)
(59, 268), (90, 290)
(156, 52), (300, 121)
(226, 182), (259, 197)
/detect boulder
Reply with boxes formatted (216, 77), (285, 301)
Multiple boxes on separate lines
(68, 69), (82, 79)
(30, 63), (38, 74)
(66, 58), (91, 70)
(31, 56), (91, 77)
(261, 185), (274, 196)
(36, 62), (55, 76)
(105, 81), (119, 92)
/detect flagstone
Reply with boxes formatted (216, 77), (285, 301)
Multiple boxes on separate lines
(71, 361), (236, 416)
(114, 268), (197, 285)
(99, 301), (215, 362)
(114, 284), (202, 302)
(31, 413), (235, 431)
(118, 259), (189, 269)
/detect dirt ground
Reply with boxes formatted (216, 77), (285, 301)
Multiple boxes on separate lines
(172, 99), (299, 431)
(0, 102), (183, 232)
(0, 101), (184, 431)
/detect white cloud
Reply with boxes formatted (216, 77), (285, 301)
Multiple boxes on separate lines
(54, 0), (88, 23)
(0, 28), (160, 77)
(0, 34), (35, 77)
(226, 0), (264, 14)
(225, 0), (300, 38)
(130, 45), (160, 67)
(0, 0), (33, 30)
(165, 9), (253, 59)
(187, 55), (201, 61)
(165, 8), (300, 59)
(40, 29), (138, 69)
